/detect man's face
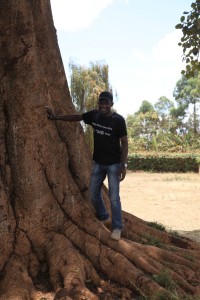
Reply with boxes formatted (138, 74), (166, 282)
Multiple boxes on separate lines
(98, 99), (113, 116)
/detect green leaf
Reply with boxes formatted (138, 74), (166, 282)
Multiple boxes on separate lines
(193, 48), (199, 55)
(175, 23), (183, 29)
(181, 16), (185, 22)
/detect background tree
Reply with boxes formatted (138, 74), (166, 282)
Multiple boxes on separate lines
(69, 59), (113, 150)
(69, 59), (111, 113)
(173, 73), (200, 134)
(0, 1), (200, 300)
(154, 96), (174, 130)
(154, 96), (175, 136)
(128, 101), (160, 151)
(137, 100), (155, 114)
(126, 94), (200, 152)
(136, 101), (159, 144)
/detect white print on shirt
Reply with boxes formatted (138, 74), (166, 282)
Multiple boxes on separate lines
(96, 129), (104, 135)
(92, 122), (112, 136)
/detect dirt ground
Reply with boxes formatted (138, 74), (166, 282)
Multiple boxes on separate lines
(119, 171), (200, 243)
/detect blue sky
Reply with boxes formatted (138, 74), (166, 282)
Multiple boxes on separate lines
(50, 0), (192, 117)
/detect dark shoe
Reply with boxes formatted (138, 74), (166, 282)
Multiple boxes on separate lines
(95, 213), (109, 222)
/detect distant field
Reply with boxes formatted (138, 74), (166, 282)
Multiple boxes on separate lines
(119, 171), (200, 242)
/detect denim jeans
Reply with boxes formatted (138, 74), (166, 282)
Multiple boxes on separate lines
(90, 162), (122, 229)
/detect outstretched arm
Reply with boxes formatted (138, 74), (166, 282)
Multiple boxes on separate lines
(46, 107), (83, 122)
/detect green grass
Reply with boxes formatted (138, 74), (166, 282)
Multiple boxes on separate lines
(153, 269), (176, 291)
(143, 234), (162, 247)
(183, 252), (195, 262)
(147, 221), (166, 231)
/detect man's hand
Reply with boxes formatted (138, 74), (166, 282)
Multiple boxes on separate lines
(46, 107), (56, 120)
(119, 166), (126, 181)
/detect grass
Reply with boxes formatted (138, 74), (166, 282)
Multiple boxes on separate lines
(143, 234), (162, 247)
(147, 221), (166, 232)
(130, 268), (200, 300)
(152, 269), (176, 291)
(183, 252), (195, 262)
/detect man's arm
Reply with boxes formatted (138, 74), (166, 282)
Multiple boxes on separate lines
(120, 135), (128, 165)
(120, 135), (128, 181)
(46, 107), (83, 122)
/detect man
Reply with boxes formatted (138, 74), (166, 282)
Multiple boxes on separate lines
(46, 91), (128, 240)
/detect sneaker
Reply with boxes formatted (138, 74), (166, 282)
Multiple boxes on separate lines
(110, 229), (121, 241)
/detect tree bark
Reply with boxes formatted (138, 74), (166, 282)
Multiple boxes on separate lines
(0, 1), (200, 299)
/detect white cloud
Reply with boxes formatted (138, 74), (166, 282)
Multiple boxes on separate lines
(131, 30), (183, 66)
(50, 0), (114, 31)
(114, 31), (185, 117)
(152, 30), (183, 63)
(131, 48), (150, 63)
(149, 30), (185, 96)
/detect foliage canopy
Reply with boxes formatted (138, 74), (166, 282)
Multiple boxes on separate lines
(176, 0), (200, 77)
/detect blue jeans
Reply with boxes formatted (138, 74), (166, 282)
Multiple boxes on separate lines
(90, 162), (122, 229)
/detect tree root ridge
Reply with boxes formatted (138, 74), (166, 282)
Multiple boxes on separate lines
(123, 213), (200, 251)
(1, 200), (200, 300)
(60, 217), (200, 298)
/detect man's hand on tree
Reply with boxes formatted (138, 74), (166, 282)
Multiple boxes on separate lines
(46, 107), (56, 120)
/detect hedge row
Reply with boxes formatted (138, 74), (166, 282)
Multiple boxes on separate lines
(127, 153), (200, 173)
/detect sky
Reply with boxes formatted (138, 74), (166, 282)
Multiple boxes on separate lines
(50, 0), (192, 118)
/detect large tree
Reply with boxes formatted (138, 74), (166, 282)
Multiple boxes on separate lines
(69, 60), (111, 113)
(173, 73), (200, 134)
(0, 1), (200, 300)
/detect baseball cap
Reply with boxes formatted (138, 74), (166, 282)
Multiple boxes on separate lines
(99, 91), (113, 103)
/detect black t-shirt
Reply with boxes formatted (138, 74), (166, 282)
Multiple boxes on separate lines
(82, 110), (127, 165)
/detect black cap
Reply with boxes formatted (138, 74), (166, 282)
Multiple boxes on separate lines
(99, 91), (113, 103)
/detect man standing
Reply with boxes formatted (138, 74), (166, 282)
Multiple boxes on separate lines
(46, 91), (128, 240)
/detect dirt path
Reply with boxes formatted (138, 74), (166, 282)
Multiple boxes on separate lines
(119, 172), (200, 242)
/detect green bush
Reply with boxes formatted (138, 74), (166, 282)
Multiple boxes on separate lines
(128, 153), (200, 173)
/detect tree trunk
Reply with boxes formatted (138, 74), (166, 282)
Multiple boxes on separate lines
(0, 1), (200, 299)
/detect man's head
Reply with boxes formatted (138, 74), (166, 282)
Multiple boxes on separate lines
(99, 91), (113, 103)
(98, 91), (113, 116)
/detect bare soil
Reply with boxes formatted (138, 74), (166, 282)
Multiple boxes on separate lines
(120, 171), (200, 243)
